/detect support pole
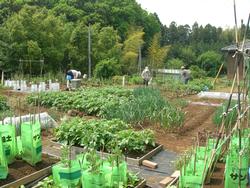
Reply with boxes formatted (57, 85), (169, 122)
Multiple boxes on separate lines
(88, 24), (92, 79)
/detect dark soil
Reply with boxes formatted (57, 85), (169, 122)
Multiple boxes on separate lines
(0, 154), (58, 186)
(69, 143), (157, 159)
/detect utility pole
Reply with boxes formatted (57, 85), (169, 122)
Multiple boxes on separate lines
(138, 46), (142, 74)
(88, 24), (92, 79)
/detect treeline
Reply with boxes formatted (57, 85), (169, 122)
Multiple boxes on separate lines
(0, 0), (247, 78)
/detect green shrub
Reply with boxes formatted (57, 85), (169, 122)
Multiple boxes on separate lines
(128, 75), (142, 85)
(190, 65), (206, 79)
(94, 58), (121, 79)
(167, 58), (184, 69)
(0, 96), (9, 111)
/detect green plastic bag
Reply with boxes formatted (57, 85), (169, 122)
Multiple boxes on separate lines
(16, 136), (23, 156)
(0, 124), (16, 164)
(102, 161), (127, 187)
(52, 160), (81, 188)
(81, 169), (104, 188)
(76, 153), (90, 171)
(21, 121), (42, 166)
(0, 132), (8, 179)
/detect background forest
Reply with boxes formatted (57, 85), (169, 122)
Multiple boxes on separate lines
(0, 0), (249, 78)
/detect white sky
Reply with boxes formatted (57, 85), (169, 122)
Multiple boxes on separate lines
(136, 0), (250, 28)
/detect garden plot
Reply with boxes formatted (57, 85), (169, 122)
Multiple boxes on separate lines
(0, 155), (58, 188)
(51, 117), (163, 166)
(0, 83), (232, 187)
(27, 87), (184, 129)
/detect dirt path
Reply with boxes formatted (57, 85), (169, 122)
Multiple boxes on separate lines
(153, 103), (217, 153)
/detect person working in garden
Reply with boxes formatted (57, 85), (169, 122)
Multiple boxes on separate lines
(66, 69), (81, 90)
(181, 66), (190, 84)
(141, 66), (151, 86)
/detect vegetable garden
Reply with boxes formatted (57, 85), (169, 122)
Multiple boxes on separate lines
(0, 53), (249, 188)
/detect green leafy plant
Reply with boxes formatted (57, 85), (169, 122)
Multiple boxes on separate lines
(104, 87), (184, 129)
(94, 58), (121, 79)
(0, 96), (9, 111)
(55, 117), (155, 154)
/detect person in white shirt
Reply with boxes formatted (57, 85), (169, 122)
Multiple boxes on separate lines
(141, 66), (151, 86)
(66, 70), (81, 90)
(181, 66), (190, 84)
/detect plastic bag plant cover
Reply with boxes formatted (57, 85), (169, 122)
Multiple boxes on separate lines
(81, 169), (105, 188)
(0, 132), (8, 179)
(76, 153), (90, 171)
(21, 121), (42, 166)
(16, 136), (23, 156)
(102, 161), (127, 187)
(0, 124), (17, 164)
(224, 134), (249, 188)
(179, 166), (203, 188)
(52, 160), (81, 188)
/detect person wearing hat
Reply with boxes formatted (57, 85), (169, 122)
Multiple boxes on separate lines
(141, 66), (151, 86)
(181, 66), (190, 84)
(66, 69), (81, 90)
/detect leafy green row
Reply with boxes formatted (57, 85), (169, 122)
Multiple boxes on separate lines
(156, 78), (213, 97)
(104, 87), (184, 128)
(27, 87), (184, 129)
(55, 117), (155, 153)
(27, 87), (133, 117)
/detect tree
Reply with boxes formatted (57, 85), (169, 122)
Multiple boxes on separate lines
(121, 27), (144, 74)
(197, 51), (222, 77)
(94, 58), (120, 79)
(95, 26), (122, 62)
(0, 5), (69, 74)
(167, 58), (184, 69)
(148, 33), (170, 69)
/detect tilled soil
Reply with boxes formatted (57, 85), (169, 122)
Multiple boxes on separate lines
(0, 154), (58, 186)
(145, 103), (218, 154)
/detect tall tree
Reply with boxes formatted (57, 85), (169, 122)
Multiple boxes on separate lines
(121, 27), (144, 74)
(148, 33), (170, 69)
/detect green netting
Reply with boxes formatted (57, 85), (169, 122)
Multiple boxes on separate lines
(0, 124), (16, 164)
(52, 160), (81, 188)
(21, 121), (42, 166)
(0, 132), (8, 179)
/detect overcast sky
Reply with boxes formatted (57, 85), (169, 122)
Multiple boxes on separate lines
(136, 0), (249, 28)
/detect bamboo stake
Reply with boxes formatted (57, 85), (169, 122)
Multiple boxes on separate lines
(212, 63), (224, 88)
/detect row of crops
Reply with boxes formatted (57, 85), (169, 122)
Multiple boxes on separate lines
(55, 118), (155, 155)
(156, 78), (213, 97)
(27, 87), (184, 129)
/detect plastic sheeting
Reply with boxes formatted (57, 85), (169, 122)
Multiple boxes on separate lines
(0, 112), (57, 135)
(198, 91), (242, 100)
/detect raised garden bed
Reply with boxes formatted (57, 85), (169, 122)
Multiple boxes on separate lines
(72, 144), (163, 166)
(0, 154), (58, 187)
(49, 140), (163, 166)
(30, 176), (147, 188)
